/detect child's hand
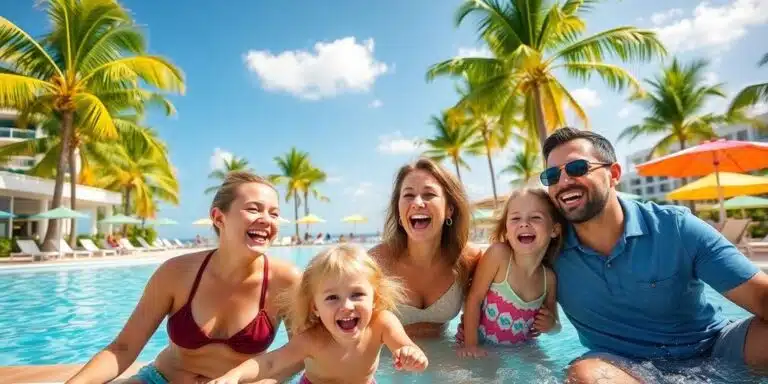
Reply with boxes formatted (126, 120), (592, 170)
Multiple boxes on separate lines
(531, 307), (555, 335)
(205, 371), (241, 384)
(456, 345), (488, 358)
(393, 345), (428, 372)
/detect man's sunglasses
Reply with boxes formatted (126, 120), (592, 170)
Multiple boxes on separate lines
(539, 159), (612, 186)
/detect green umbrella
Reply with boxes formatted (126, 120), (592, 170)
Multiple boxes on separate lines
(147, 218), (178, 225)
(29, 207), (89, 220)
(99, 214), (142, 225)
(709, 195), (768, 210)
(0, 210), (15, 219)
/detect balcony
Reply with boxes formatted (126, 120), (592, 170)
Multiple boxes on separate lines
(0, 127), (36, 141)
(3, 156), (36, 170)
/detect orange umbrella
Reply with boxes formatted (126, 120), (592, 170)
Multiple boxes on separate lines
(636, 139), (768, 223)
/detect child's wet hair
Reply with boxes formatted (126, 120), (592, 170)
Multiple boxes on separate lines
(490, 187), (566, 267)
(283, 243), (406, 333)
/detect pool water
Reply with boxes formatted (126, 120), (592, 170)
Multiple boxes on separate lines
(0, 246), (762, 383)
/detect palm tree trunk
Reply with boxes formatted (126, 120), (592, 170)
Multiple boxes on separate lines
(452, 156), (462, 183)
(41, 110), (74, 252)
(304, 190), (310, 232)
(67, 144), (78, 247)
(123, 188), (131, 234)
(532, 85), (549, 159)
(483, 131), (499, 209)
(294, 196), (300, 239)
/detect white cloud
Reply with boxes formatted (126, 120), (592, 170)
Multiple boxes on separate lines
(650, 8), (684, 25)
(369, 99), (383, 108)
(457, 46), (492, 58)
(571, 88), (602, 108)
(703, 71), (719, 85)
(653, 0), (768, 53)
(377, 131), (423, 154)
(618, 105), (636, 119)
(210, 148), (233, 171)
(344, 182), (373, 197)
(244, 37), (388, 100)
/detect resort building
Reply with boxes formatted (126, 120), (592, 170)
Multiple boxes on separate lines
(0, 109), (121, 239)
(617, 113), (768, 203)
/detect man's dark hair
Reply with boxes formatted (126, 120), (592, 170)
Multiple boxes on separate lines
(542, 127), (617, 164)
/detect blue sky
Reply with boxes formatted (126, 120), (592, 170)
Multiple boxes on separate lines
(5, 0), (768, 240)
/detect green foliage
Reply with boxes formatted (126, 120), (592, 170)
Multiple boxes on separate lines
(126, 226), (157, 245)
(0, 238), (12, 258)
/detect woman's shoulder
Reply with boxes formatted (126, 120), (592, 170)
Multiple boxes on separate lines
(267, 254), (303, 287)
(157, 249), (210, 275)
(368, 243), (393, 268)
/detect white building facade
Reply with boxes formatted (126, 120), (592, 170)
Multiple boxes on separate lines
(618, 113), (768, 203)
(0, 109), (120, 239)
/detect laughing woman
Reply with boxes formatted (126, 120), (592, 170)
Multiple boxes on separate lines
(370, 158), (484, 338)
(67, 172), (302, 384)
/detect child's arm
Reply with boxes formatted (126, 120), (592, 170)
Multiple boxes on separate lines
(207, 332), (312, 384)
(458, 244), (504, 357)
(379, 310), (428, 372)
(533, 268), (561, 335)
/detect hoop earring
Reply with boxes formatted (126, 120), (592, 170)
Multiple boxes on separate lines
(445, 217), (453, 226)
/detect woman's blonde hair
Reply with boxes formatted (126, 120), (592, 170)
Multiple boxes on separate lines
(285, 244), (406, 333)
(381, 157), (472, 291)
(491, 187), (566, 267)
(209, 171), (278, 236)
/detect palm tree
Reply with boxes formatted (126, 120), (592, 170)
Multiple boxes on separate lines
(728, 52), (768, 116)
(90, 127), (179, 220)
(422, 111), (480, 182)
(0, 0), (184, 250)
(500, 139), (542, 187)
(205, 156), (252, 194)
(617, 58), (732, 158)
(426, 0), (666, 152)
(269, 148), (312, 239)
(299, 166), (329, 231)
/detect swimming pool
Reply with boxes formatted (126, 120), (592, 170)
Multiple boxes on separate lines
(0, 246), (761, 383)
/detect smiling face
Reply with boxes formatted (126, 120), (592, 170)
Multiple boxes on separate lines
(397, 169), (453, 243)
(505, 193), (561, 258)
(312, 272), (374, 343)
(212, 182), (280, 255)
(545, 139), (620, 223)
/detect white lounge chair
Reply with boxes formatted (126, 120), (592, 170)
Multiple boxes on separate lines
(136, 237), (164, 251)
(173, 238), (189, 248)
(11, 239), (60, 261)
(79, 238), (118, 257)
(56, 239), (92, 258)
(161, 238), (177, 248)
(279, 237), (291, 246)
(118, 238), (145, 254)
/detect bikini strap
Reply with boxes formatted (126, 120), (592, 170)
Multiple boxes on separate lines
(259, 255), (269, 310)
(542, 265), (547, 293)
(188, 249), (215, 299)
(504, 256), (513, 281)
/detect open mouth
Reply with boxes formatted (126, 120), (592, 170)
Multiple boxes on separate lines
(336, 315), (360, 332)
(246, 228), (270, 245)
(409, 214), (432, 230)
(517, 234), (536, 244)
(559, 189), (585, 208)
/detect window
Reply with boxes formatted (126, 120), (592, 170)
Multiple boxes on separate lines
(633, 189), (642, 195)
(736, 130), (748, 141)
(645, 176), (654, 183)
(660, 176), (668, 181)
(660, 184), (669, 192)
(646, 186), (655, 194)
(631, 179), (641, 186)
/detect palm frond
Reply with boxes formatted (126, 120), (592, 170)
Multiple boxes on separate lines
(728, 83), (768, 115)
(74, 92), (118, 139)
(0, 15), (61, 78)
(81, 55), (185, 94)
(554, 62), (642, 93)
(0, 74), (54, 108)
(551, 27), (666, 65)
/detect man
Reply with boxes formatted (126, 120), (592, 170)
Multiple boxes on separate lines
(540, 127), (768, 382)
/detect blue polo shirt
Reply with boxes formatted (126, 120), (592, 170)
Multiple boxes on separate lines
(555, 197), (759, 360)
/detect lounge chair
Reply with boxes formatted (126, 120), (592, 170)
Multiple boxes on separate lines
(79, 238), (118, 257)
(717, 218), (758, 257)
(279, 237), (291, 246)
(742, 234), (768, 258)
(118, 238), (145, 254)
(173, 238), (189, 248)
(11, 239), (60, 261)
(136, 237), (164, 251)
(56, 239), (92, 258)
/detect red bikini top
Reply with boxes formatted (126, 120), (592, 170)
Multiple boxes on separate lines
(167, 250), (276, 354)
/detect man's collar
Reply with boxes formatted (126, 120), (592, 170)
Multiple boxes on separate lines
(563, 195), (648, 250)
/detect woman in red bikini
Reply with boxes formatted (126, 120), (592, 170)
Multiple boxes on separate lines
(67, 171), (302, 384)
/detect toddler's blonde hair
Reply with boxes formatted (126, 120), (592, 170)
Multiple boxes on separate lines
(285, 243), (406, 333)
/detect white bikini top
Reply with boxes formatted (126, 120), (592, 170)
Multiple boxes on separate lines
(396, 280), (464, 325)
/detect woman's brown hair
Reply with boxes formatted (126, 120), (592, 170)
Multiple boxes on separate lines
(209, 171), (278, 236)
(381, 157), (472, 291)
(490, 187), (566, 267)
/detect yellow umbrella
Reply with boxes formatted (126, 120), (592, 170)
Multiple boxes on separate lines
(342, 214), (367, 234)
(192, 218), (212, 225)
(296, 214), (326, 224)
(666, 172), (768, 201)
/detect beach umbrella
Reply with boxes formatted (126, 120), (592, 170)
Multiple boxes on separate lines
(147, 218), (178, 226)
(709, 195), (768, 211)
(342, 214), (367, 234)
(296, 214), (326, 224)
(666, 172), (768, 201)
(0, 210), (15, 219)
(99, 214), (142, 225)
(636, 139), (768, 224)
(29, 207), (89, 220)
(192, 218), (213, 225)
